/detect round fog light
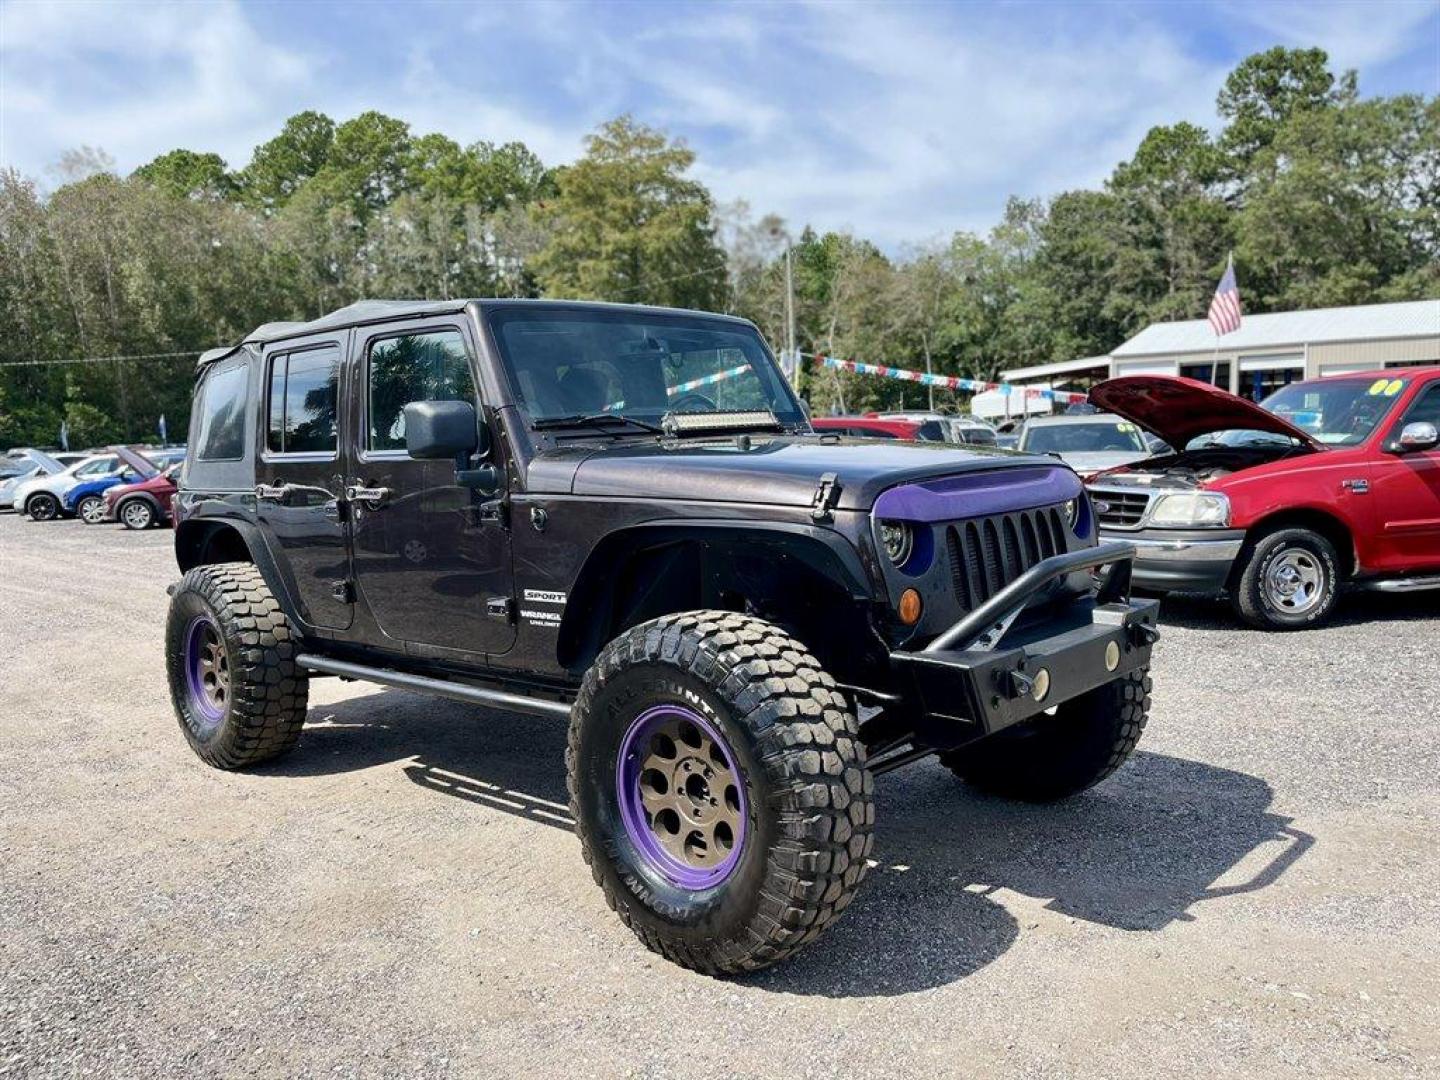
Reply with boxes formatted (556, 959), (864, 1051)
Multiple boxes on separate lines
(898, 588), (923, 626)
(1104, 641), (1121, 672)
(1031, 668), (1051, 702)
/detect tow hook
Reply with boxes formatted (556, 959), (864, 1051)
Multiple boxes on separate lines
(1128, 622), (1160, 648)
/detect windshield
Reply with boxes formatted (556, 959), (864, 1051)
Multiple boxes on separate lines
(1022, 420), (1148, 454)
(1187, 378), (1405, 450)
(487, 308), (804, 427)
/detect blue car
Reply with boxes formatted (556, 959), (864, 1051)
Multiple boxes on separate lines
(62, 446), (166, 524)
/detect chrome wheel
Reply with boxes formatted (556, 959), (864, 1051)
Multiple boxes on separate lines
(121, 501), (153, 529)
(1264, 548), (1325, 614)
(78, 496), (106, 524)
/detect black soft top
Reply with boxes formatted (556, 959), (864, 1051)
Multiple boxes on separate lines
(197, 299), (755, 370)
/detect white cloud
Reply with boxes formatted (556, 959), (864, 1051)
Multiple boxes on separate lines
(1, 0), (1434, 249)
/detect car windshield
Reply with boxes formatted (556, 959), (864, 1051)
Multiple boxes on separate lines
(1021, 420), (1148, 454)
(486, 308), (804, 428)
(1187, 378), (1406, 450)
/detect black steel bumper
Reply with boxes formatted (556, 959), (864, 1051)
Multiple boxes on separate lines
(890, 542), (1159, 748)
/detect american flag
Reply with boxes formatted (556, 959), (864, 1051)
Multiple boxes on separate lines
(1208, 255), (1242, 336)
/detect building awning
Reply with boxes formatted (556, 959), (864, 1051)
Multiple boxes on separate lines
(998, 355), (1110, 382)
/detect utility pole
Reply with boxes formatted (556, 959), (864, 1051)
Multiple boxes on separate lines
(783, 244), (796, 384)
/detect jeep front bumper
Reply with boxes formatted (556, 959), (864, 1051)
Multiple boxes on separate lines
(888, 542), (1159, 752)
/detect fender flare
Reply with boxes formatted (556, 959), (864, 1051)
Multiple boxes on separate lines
(557, 519), (876, 670)
(173, 515), (307, 629)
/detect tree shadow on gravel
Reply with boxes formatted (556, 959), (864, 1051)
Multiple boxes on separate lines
(263, 687), (1311, 998)
(1152, 588), (1438, 631)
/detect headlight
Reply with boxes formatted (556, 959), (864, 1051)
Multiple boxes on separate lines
(879, 520), (914, 566)
(1148, 492), (1230, 527)
(1063, 497), (1081, 531)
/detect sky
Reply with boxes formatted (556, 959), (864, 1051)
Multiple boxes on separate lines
(1, 0), (1437, 249)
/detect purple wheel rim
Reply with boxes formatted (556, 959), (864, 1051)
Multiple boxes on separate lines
(616, 704), (749, 890)
(183, 614), (228, 731)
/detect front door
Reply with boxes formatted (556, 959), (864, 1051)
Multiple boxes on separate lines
(345, 321), (514, 657)
(1370, 379), (1440, 571)
(254, 336), (353, 630)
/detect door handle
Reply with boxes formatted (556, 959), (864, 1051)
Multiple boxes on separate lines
(255, 482), (294, 502)
(345, 483), (392, 507)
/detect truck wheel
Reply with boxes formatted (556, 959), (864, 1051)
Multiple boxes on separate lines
(25, 492), (59, 521)
(1233, 527), (1340, 630)
(941, 669), (1151, 802)
(76, 494), (107, 524)
(568, 611), (874, 975)
(120, 498), (155, 530)
(165, 562), (309, 769)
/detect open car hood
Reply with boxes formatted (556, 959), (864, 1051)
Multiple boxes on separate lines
(1089, 376), (1323, 451)
(111, 445), (161, 479)
(20, 449), (68, 475)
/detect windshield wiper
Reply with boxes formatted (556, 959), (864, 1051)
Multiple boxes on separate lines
(532, 412), (665, 434)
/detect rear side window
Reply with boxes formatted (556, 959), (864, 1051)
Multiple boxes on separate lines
(267, 345), (340, 454)
(367, 330), (475, 451)
(195, 364), (248, 461)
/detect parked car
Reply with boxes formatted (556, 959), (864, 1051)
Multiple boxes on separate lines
(11, 450), (131, 521)
(64, 446), (165, 523)
(164, 298), (1158, 976)
(104, 461), (181, 529)
(0, 450), (83, 510)
(1018, 413), (1155, 478)
(1086, 369), (1440, 629)
(811, 416), (924, 439)
(865, 411), (955, 442)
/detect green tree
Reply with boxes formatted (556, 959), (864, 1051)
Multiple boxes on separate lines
(1217, 46), (1352, 165)
(531, 116), (726, 308)
(133, 150), (238, 200)
(240, 110), (336, 212)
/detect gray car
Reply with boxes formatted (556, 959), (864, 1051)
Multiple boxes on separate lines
(1017, 413), (1154, 478)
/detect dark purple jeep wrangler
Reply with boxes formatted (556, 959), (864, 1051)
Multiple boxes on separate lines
(166, 299), (1158, 974)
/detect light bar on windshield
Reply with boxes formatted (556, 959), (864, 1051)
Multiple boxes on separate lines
(662, 410), (781, 436)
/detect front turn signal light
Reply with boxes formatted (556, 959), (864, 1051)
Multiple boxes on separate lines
(898, 588), (923, 625)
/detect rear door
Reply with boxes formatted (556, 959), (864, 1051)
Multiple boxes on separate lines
(1369, 378), (1440, 571)
(254, 334), (353, 630)
(345, 319), (514, 657)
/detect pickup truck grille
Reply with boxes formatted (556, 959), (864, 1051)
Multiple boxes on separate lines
(1087, 488), (1151, 530)
(945, 504), (1071, 612)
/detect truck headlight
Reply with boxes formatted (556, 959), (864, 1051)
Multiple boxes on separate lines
(1147, 492), (1230, 527)
(879, 520), (914, 566)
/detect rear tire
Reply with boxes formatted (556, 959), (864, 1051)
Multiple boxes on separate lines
(941, 669), (1151, 802)
(1233, 527), (1339, 630)
(119, 498), (156, 530)
(77, 494), (106, 524)
(568, 611), (874, 974)
(165, 562), (309, 769)
(25, 492), (59, 521)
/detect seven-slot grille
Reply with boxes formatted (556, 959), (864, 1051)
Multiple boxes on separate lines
(944, 504), (1072, 613)
(1088, 488), (1152, 529)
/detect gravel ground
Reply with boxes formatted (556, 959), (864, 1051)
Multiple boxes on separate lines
(1, 510), (1437, 1079)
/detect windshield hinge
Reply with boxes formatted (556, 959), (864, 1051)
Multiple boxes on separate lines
(811, 472), (841, 522)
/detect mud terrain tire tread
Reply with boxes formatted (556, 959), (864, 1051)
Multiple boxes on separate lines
(942, 669), (1150, 802)
(568, 610), (874, 974)
(166, 562), (309, 769)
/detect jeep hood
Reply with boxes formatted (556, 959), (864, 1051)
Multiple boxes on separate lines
(530, 435), (1046, 511)
(1090, 376), (1323, 451)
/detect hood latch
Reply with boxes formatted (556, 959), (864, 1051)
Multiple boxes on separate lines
(811, 472), (841, 522)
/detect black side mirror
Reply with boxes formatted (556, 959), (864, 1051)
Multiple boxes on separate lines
(403, 400), (501, 496)
(404, 400), (484, 459)
(1389, 421), (1439, 454)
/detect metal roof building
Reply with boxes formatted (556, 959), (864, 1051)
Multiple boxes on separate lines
(1109, 299), (1440, 400)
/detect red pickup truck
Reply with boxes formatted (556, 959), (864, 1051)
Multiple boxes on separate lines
(1084, 367), (1440, 629)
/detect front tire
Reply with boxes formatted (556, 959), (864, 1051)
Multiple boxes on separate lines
(165, 562), (309, 769)
(25, 492), (59, 521)
(77, 494), (106, 524)
(568, 611), (874, 975)
(119, 498), (156, 530)
(942, 669), (1151, 802)
(1233, 527), (1340, 630)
